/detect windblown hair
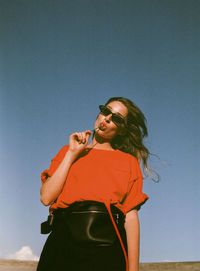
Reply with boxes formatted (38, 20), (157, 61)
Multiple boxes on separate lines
(105, 97), (159, 182)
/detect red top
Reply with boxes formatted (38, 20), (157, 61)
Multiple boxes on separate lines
(41, 145), (149, 214)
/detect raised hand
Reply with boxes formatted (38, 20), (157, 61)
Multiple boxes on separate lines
(68, 130), (92, 156)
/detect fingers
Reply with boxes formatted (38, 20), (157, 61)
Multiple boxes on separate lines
(74, 132), (85, 144)
(73, 130), (92, 145)
(85, 129), (92, 135)
(85, 130), (92, 145)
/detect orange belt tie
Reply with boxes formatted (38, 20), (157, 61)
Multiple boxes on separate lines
(105, 202), (128, 271)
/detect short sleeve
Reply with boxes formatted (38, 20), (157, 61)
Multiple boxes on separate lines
(41, 145), (69, 184)
(121, 156), (149, 214)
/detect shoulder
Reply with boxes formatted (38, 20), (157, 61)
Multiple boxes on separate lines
(52, 145), (69, 161)
(116, 149), (138, 164)
(112, 150), (140, 172)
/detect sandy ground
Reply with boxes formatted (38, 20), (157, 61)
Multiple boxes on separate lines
(0, 260), (199, 271)
(140, 262), (200, 271)
(0, 260), (37, 271)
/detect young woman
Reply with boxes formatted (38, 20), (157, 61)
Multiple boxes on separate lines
(37, 97), (150, 271)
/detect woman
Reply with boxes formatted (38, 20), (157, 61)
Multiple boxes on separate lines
(37, 97), (150, 271)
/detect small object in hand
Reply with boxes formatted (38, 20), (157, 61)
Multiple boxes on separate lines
(91, 127), (99, 133)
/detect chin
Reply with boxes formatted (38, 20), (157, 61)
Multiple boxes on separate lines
(97, 131), (114, 141)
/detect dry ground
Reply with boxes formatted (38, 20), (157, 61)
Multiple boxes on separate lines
(0, 260), (199, 271)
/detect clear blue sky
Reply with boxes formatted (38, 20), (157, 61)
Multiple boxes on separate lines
(0, 0), (199, 263)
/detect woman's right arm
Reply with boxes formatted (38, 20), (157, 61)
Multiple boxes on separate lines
(40, 130), (92, 206)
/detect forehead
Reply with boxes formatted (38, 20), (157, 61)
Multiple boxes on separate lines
(106, 101), (128, 118)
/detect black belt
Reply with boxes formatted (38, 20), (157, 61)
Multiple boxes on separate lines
(54, 200), (125, 225)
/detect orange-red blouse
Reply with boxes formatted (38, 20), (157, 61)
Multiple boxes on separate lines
(41, 146), (149, 214)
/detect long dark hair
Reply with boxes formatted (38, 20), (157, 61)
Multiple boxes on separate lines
(105, 97), (159, 182)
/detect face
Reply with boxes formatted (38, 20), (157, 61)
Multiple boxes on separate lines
(95, 101), (128, 140)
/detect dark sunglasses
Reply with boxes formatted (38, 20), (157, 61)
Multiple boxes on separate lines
(99, 105), (126, 126)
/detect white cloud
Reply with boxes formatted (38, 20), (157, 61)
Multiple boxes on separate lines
(7, 246), (39, 261)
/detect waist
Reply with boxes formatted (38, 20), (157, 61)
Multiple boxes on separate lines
(53, 200), (125, 224)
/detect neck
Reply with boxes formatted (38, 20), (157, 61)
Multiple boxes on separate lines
(87, 134), (114, 150)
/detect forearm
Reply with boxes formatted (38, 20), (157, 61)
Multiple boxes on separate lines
(40, 150), (76, 206)
(124, 210), (140, 271)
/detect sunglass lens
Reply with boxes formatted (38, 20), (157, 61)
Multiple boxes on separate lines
(99, 105), (111, 116)
(112, 115), (124, 124)
(99, 105), (125, 125)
